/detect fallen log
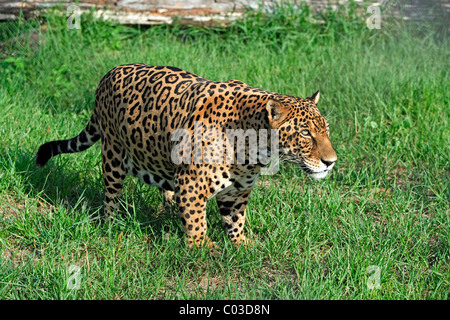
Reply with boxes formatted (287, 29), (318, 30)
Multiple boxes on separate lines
(0, 0), (448, 26)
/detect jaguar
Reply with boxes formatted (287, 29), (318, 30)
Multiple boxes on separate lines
(36, 64), (337, 247)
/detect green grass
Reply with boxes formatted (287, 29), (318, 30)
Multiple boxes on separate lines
(0, 3), (448, 299)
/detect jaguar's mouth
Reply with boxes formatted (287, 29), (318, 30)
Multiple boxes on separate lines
(299, 162), (334, 179)
(279, 153), (334, 179)
(307, 169), (331, 179)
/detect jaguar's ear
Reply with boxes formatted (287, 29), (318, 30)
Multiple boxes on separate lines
(266, 99), (289, 128)
(307, 90), (320, 104)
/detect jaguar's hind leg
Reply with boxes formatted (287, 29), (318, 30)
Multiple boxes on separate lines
(101, 138), (127, 219)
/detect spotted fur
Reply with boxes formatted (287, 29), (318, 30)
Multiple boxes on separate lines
(36, 64), (337, 247)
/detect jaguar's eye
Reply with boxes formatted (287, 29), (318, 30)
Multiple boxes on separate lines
(301, 129), (311, 137)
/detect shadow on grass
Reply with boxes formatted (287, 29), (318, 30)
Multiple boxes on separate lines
(1, 147), (187, 239)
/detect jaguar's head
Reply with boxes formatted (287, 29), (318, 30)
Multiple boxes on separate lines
(266, 91), (337, 179)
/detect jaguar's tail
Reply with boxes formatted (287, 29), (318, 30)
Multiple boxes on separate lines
(35, 115), (101, 167)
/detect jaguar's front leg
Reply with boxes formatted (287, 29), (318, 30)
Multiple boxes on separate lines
(159, 189), (176, 214)
(216, 189), (252, 246)
(174, 175), (213, 248)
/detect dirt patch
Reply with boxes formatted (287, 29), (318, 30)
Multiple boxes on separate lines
(0, 193), (55, 267)
(0, 193), (55, 221)
(1, 245), (37, 268)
